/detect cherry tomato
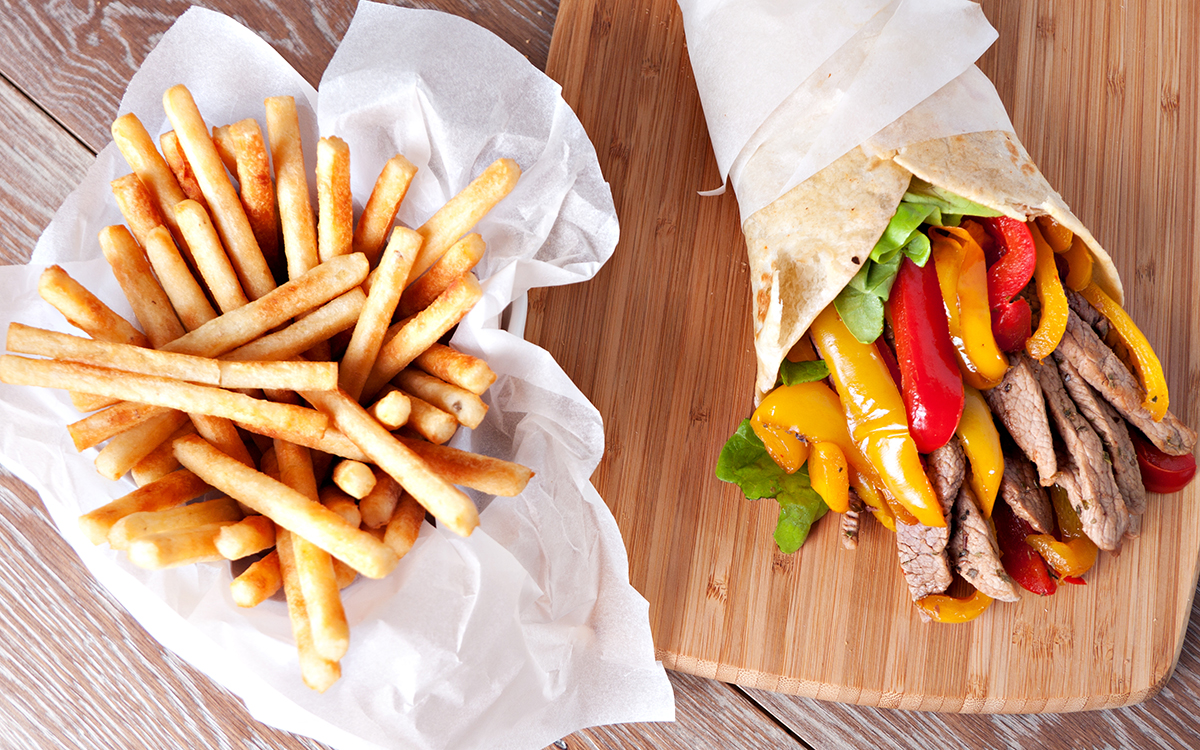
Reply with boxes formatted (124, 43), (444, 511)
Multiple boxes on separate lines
(1130, 430), (1197, 494)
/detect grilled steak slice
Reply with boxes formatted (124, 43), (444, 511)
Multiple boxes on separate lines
(895, 522), (953, 601)
(1056, 354), (1147, 516)
(927, 437), (966, 516)
(983, 355), (1057, 485)
(948, 487), (1019, 602)
(1065, 288), (1110, 338)
(1032, 355), (1129, 550)
(999, 450), (1053, 533)
(1056, 311), (1196, 456)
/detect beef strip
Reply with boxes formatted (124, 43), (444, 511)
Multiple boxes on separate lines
(926, 437), (966, 517)
(999, 450), (1053, 533)
(1055, 311), (1196, 456)
(983, 355), (1057, 485)
(1031, 354), (1129, 550)
(948, 486), (1020, 602)
(895, 521), (953, 601)
(1055, 353), (1147, 516)
(1065, 288), (1110, 338)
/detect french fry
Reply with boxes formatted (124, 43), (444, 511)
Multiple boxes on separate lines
(174, 199), (250, 314)
(353, 154), (418, 265)
(276, 526), (341, 691)
(359, 469), (401, 529)
(265, 96), (319, 280)
(331, 460), (376, 500)
(396, 437), (534, 497)
(229, 118), (280, 271)
(128, 524), (233, 569)
(393, 368), (487, 429)
(7, 323), (220, 384)
(211, 124), (239, 176)
(383, 493), (425, 558)
(190, 413), (255, 468)
(143, 225), (217, 331)
(37, 265), (149, 348)
(68, 402), (173, 452)
(111, 113), (192, 255)
(0, 356), (328, 444)
(221, 288), (365, 363)
(333, 559), (357, 589)
(98, 225), (187, 348)
(407, 157), (520, 285)
(131, 421), (196, 486)
(319, 485), (362, 528)
(362, 273), (483, 398)
(161, 253), (368, 358)
(94, 408), (191, 481)
(160, 130), (210, 208)
(78, 468), (211, 545)
(339, 227), (419, 400)
(217, 360), (338, 391)
(110, 173), (167, 249)
(366, 387), (411, 431)
(400, 393), (459, 445)
(413, 343), (496, 395)
(394, 233), (485, 315)
(317, 136), (353, 263)
(215, 514), (276, 559)
(231, 549), (281, 607)
(108, 496), (243, 550)
(300, 388), (478, 537)
(174, 435), (399, 578)
(163, 84), (275, 300)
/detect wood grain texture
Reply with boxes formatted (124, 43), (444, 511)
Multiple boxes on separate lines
(531, 0), (1200, 713)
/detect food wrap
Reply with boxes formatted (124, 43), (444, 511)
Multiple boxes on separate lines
(0, 4), (675, 749)
(676, 0), (1122, 400)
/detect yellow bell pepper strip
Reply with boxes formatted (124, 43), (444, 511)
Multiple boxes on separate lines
(1024, 222), (1070, 360)
(1025, 486), (1098, 580)
(955, 385), (1004, 518)
(752, 380), (873, 482)
(915, 589), (993, 623)
(750, 421), (809, 475)
(931, 228), (1009, 389)
(809, 442), (850, 513)
(1079, 281), (1169, 421)
(1060, 235), (1094, 291)
(1034, 215), (1074, 253)
(809, 305), (945, 527)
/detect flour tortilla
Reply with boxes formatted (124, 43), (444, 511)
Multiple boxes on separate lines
(744, 129), (1123, 401)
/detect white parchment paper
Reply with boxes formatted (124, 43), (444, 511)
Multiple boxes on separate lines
(0, 4), (674, 749)
(677, 0), (1015, 222)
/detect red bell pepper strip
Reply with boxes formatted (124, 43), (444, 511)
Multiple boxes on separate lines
(978, 217), (1037, 353)
(993, 499), (1057, 596)
(1131, 430), (1197, 494)
(888, 257), (964, 454)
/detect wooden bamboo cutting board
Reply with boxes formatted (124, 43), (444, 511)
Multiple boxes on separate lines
(526, 0), (1200, 712)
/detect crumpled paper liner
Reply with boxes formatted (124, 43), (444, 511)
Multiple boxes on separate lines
(0, 4), (674, 749)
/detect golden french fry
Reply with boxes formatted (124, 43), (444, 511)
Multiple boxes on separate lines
(111, 114), (191, 254)
(131, 421), (196, 486)
(215, 514), (277, 559)
(67, 402), (173, 452)
(393, 368), (487, 429)
(189, 413), (255, 468)
(317, 136), (353, 263)
(333, 558), (357, 589)
(384, 493), (425, 558)
(362, 273), (483, 398)
(407, 157), (520, 284)
(217, 360), (338, 391)
(143, 225), (217, 331)
(161, 253), (368, 358)
(301, 388), (478, 537)
(160, 130), (210, 209)
(163, 84), (275, 300)
(78, 468), (211, 545)
(353, 154), (418, 265)
(366, 387), (411, 431)
(38, 265), (149, 348)
(174, 435), (399, 578)
(397, 436), (533, 497)
(95, 408), (191, 481)
(211, 124), (239, 175)
(0, 356), (328, 444)
(174, 199), (250, 314)
(331, 459), (376, 500)
(98, 225), (186, 348)
(230, 118), (281, 271)
(394, 233), (485, 316)
(7, 323), (220, 384)
(339, 227), (420, 400)
(276, 526), (341, 691)
(128, 523), (233, 569)
(400, 393), (459, 445)
(413, 343), (496, 395)
(231, 549), (282, 607)
(110, 173), (167, 249)
(109, 496), (243, 550)
(265, 96), (319, 280)
(359, 468), (401, 529)
(319, 485), (362, 528)
(222, 288), (365, 363)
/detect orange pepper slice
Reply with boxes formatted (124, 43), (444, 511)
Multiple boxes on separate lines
(1025, 222), (1069, 360)
(955, 386), (1003, 517)
(809, 442), (850, 513)
(1034, 215), (1074, 253)
(931, 228), (1008, 389)
(915, 589), (993, 623)
(1079, 282), (1169, 421)
(1061, 235), (1094, 291)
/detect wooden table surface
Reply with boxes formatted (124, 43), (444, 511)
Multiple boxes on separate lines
(0, 1), (1198, 749)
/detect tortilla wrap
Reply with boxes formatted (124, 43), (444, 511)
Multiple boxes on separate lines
(743, 129), (1124, 401)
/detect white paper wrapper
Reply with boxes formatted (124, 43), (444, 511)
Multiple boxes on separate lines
(0, 4), (674, 749)
(678, 0), (1016, 222)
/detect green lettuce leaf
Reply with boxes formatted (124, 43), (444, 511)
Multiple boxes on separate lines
(778, 359), (829, 386)
(716, 420), (828, 553)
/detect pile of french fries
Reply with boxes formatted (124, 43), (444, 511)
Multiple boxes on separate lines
(0, 83), (534, 692)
